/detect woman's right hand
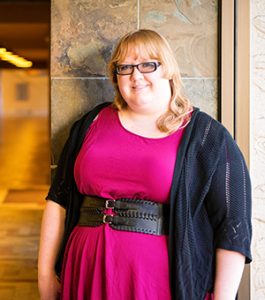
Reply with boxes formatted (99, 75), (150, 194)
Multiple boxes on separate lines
(38, 272), (61, 300)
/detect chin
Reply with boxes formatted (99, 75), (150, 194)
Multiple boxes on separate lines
(133, 99), (153, 107)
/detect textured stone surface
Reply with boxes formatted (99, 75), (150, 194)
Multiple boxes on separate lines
(50, 0), (220, 166)
(51, 0), (137, 77)
(251, 1), (265, 299)
(51, 78), (114, 162)
(182, 78), (217, 119)
(140, 0), (219, 120)
(141, 0), (218, 77)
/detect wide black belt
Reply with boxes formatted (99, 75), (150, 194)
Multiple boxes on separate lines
(78, 196), (169, 236)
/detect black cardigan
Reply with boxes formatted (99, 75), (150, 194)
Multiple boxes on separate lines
(47, 102), (252, 300)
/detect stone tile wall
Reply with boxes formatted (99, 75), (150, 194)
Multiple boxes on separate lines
(51, 0), (218, 162)
(250, 0), (265, 299)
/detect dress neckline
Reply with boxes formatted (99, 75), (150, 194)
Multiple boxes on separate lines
(112, 107), (182, 141)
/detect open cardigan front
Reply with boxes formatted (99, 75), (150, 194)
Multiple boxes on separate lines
(47, 102), (252, 300)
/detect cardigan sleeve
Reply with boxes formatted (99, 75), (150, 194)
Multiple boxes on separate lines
(45, 102), (112, 208)
(205, 130), (252, 263)
(45, 119), (81, 208)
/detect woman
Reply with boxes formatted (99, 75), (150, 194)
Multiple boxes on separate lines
(38, 29), (252, 300)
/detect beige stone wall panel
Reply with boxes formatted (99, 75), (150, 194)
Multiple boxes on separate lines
(51, 79), (114, 162)
(141, 0), (218, 77)
(51, 0), (137, 77)
(50, 0), (219, 166)
(183, 78), (217, 118)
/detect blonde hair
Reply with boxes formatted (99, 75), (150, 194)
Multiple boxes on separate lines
(108, 29), (192, 133)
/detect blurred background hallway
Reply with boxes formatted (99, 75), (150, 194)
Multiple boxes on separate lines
(0, 1), (50, 299)
(0, 115), (49, 299)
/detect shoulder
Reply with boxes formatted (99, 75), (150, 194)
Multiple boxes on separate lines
(60, 102), (113, 156)
(187, 109), (241, 163)
(189, 109), (229, 148)
(196, 111), (239, 150)
(194, 110), (228, 136)
(69, 102), (112, 135)
(78, 102), (113, 124)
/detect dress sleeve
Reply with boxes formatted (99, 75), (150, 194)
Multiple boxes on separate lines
(205, 130), (252, 263)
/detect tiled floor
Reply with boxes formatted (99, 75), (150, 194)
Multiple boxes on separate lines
(0, 116), (50, 300)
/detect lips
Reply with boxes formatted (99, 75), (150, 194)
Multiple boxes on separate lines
(132, 85), (148, 91)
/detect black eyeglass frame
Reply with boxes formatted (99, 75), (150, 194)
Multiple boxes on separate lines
(114, 62), (161, 75)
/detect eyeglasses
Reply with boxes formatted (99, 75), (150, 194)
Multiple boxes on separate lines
(114, 62), (161, 75)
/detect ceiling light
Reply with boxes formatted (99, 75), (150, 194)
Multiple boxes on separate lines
(0, 48), (33, 68)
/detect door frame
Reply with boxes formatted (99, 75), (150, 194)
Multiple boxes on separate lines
(220, 0), (250, 299)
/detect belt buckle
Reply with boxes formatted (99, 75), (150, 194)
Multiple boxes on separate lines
(105, 199), (115, 209)
(103, 214), (114, 224)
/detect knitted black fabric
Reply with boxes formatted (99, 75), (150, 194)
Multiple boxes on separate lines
(168, 111), (252, 299)
(46, 104), (252, 300)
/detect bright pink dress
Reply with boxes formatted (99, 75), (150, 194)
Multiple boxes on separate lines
(60, 106), (212, 299)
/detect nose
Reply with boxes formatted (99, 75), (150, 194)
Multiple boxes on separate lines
(130, 66), (143, 79)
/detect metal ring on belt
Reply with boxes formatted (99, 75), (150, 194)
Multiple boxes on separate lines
(78, 195), (169, 236)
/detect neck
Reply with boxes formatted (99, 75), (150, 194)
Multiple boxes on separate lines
(124, 107), (163, 121)
(118, 106), (169, 138)
(124, 100), (169, 118)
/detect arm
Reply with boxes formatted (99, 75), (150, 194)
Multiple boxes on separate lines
(214, 248), (245, 300)
(38, 200), (66, 300)
(204, 128), (252, 298)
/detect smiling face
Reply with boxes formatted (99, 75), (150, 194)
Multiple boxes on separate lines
(109, 30), (183, 114)
(116, 49), (172, 114)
